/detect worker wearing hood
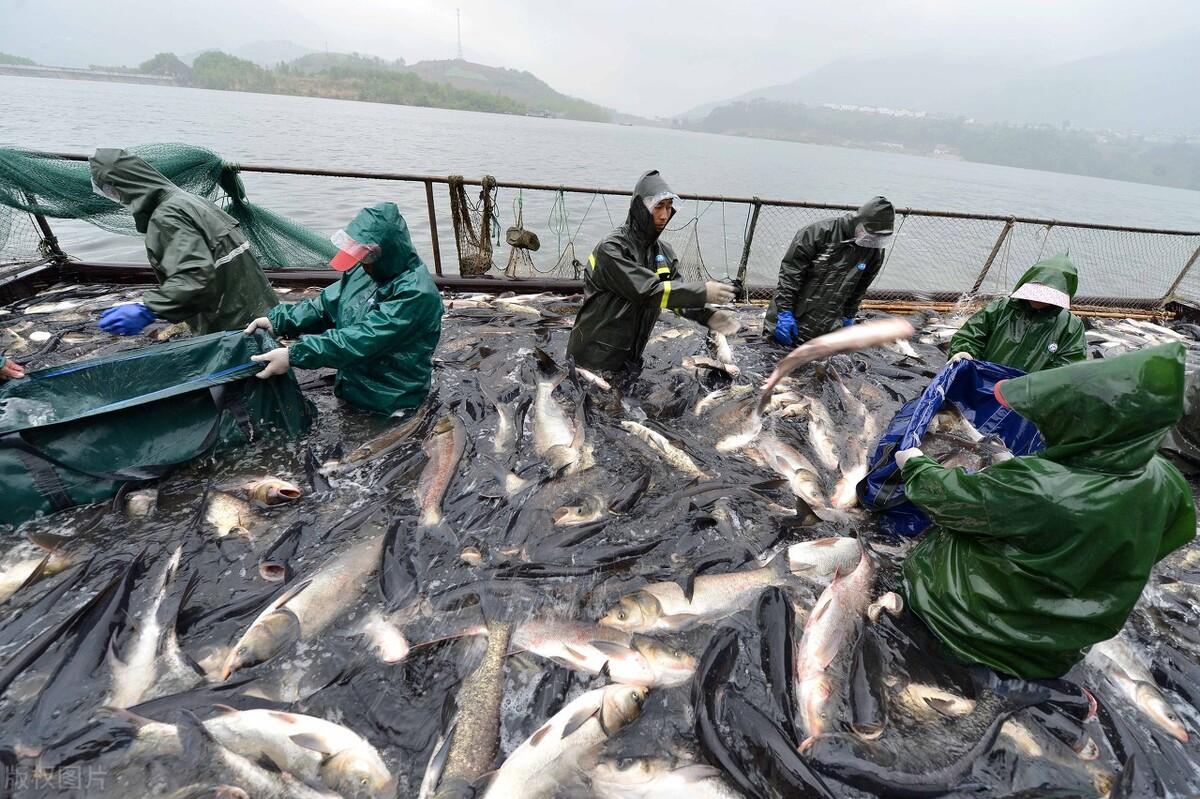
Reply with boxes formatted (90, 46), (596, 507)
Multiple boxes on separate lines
(246, 203), (443, 415)
(894, 343), (1194, 678)
(88, 148), (278, 336)
(567, 170), (737, 376)
(949, 254), (1086, 372)
(765, 196), (895, 346)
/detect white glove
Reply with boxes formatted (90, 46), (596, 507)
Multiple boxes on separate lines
(704, 281), (735, 304)
(949, 351), (973, 363)
(244, 316), (273, 335)
(706, 310), (740, 336)
(895, 447), (925, 469)
(251, 347), (290, 379)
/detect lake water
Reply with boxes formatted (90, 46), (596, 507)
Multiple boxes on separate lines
(2, 76), (1200, 297)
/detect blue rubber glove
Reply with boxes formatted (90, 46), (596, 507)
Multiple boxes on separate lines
(99, 303), (156, 336)
(841, 317), (855, 327)
(773, 310), (798, 346)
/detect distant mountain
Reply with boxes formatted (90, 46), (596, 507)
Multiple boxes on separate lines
(685, 34), (1200, 135)
(228, 40), (317, 68)
(958, 32), (1200, 134)
(682, 54), (1028, 120)
(403, 59), (613, 123)
(288, 52), (406, 74)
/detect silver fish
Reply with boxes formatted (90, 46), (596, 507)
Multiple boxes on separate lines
(107, 546), (183, 708)
(1085, 634), (1188, 743)
(205, 492), (255, 539)
(795, 550), (876, 747)
(693, 384), (752, 417)
(511, 620), (696, 687)
(482, 685), (647, 798)
(124, 487), (159, 518)
(416, 415), (467, 527)
(532, 351), (585, 473)
(590, 758), (743, 799)
(713, 333), (740, 376)
(0, 540), (72, 605)
(744, 434), (826, 511)
(222, 530), (386, 679)
(620, 421), (707, 479)
(999, 719), (1115, 797)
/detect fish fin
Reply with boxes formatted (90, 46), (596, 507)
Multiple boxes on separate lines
(562, 644), (589, 661)
(672, 763), (723, 782)
(26, 531), (71, 552)
(255, 754), (285, 774)
(271, 578), (314, 609)
(1111, 753), (1138, 799)
(659, 613), (700, 627)
(750, 478), (789, 492)
(923, 697), (959, 718)
(174, 709), (218, 749)
(106, 635), (126, 669)
(290, 733), (334, 756)
(212, 704), (238, 715)
(598, 660), (612, 679)
(101, 706), (153, 729)
(562, 706), (599, 738)
(533, 347), (562, 384)
(588, 640), (633, 658)
(529, 722), (553, 747)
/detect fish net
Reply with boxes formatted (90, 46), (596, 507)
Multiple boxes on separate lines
(448, 174), (497, 276)
(0, 144), (336, 269)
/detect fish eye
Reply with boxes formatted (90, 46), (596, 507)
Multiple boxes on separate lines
(617, 610), (627, 621)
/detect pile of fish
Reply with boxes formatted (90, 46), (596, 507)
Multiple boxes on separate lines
(0, 283), (1198, 798)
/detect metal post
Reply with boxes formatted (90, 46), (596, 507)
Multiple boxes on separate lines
(969, 217), (1015, 295)
(1161, 241), (1200, 307)
(31, 212), (66, 265)
(734, 199), (762, 301)
(425, 180), (443, 276)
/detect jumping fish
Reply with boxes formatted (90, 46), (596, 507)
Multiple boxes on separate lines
(107, 546), (183, 708)
(532, 349), (586, 474)
(0, 538), (73, 605)
(590, 759), (742, 799)
(574, 366), (612, 391)
(221, 530), (386, 679)
(480, 382), (522, 456)
(1085, 634), (1189, 743)
(601, 540), (859, 634)
(234, 477), (303, 507)
(511, 620), (696, 687)
(794, 549), (876, 747)
(693, 384), (752, 416)
(416, 415), (467, 528)
(717, 318), (915, 452)
(620, 421), (707, 479)
(482, 685), (647, 798)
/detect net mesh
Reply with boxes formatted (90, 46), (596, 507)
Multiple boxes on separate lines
(0, 144), (335, 269)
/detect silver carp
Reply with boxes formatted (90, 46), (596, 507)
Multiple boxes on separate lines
(590, 758), (743, 798)
(713, 332), (740, 376)
(532, 349), (585, 473)
(320, 399), (433, 475)
(0, 539), (72, 605)
(482, 685), (647, 798)
(745, 432), (826, 511)
(205, 492), (255, 540)
(511, 619), (696, 687)
(107, 546), (183, 708)
(221, 530), (386, 679)
(1085, 634), (1189, 743)
(795, 549), (876, 747)
(416, 415), (467, 527)
(620, 421), (707, 479)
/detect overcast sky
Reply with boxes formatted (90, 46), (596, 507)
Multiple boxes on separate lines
(2, 0), (1198, 116)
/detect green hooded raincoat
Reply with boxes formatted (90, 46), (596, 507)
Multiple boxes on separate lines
(901, 343), (1196, 678)
(267, 203), (443, 415)
(949, 254), (1086, 372)
(89, 149), (278, 334)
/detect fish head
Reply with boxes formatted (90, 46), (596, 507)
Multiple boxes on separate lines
(1134, 682), (1189, 742)
(545, 445), (580, 474)
(601, 592), (662, 632)
(632, 636), (697, 685)
(599, 685), (648, 736)
(590, 757), (664, 787)
(321, 749), (396, 799)
(246, 478), (303, 506)
(551, 502), (603, 526)
(220, 609), (299, 679)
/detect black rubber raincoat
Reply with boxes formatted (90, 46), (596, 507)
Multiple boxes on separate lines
(902, 343), (1195, 678)
(89, 149), (278, 334)
(949, 254), (1086, 372)
(267, 203), (443, 415)
(566, 171), (713, 373)
(764, 196), (895, 343)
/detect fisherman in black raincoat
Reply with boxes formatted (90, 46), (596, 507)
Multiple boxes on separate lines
(765, 197), (895, 346)
(566, 171), (737, 380)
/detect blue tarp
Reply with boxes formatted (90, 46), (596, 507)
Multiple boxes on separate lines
(856, 359), (1045, 536)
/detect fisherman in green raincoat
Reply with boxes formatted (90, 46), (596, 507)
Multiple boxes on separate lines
(948, 253), (1086, 372)
(89, 148), (278, 336)
(245, 203), (443, 415)
(894, 343), (1195, 678)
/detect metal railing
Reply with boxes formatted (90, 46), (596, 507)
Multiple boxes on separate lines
(4, 154), (1200, 316)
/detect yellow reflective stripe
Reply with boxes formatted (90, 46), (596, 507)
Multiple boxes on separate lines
(655, 266), (670, 276)
(588, 252), (596, 270)
(660, 280), (672, 309)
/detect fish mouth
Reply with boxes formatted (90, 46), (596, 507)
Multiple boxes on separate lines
(266, 486), (302, 504)
(258, 562), (287, 582)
